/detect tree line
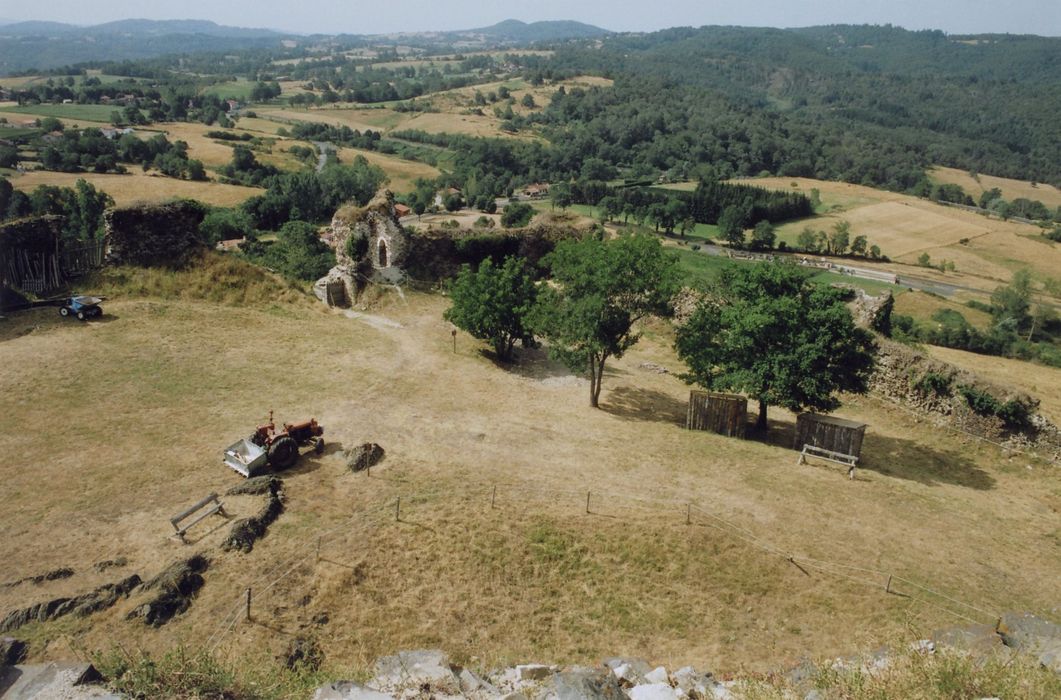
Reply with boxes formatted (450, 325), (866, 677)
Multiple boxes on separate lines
(445, 235), (874, 422)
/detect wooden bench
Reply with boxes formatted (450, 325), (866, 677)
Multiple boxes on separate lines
(170, 493), (225, 541)
(797, 444), (859, 479)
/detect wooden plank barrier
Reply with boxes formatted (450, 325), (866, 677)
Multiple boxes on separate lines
(170, 492), (225, 541)
(686, 390), (747, 438)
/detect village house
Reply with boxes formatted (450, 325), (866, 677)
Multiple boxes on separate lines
(433, 187), (462, 208)
(394, 203), (412, 218)
(523, 182), (550, 199)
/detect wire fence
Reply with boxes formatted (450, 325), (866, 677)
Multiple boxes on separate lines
(203, 474), (1030, 654)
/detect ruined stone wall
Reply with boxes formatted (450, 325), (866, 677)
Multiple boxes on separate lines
(104, 200), (206, 267)
(403, 224), (581, 284)
(315, 189), (586, 307)
(871, 337), (1060, 458)
(330, 189), (408, 274)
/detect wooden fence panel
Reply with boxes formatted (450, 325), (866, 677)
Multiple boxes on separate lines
(794, 413), (867, 459)
(686, 390), (747, 438)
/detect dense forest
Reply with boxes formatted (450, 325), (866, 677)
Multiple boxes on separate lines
(515, 26), (1061, 189)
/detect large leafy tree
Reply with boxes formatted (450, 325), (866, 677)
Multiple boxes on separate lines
(532, 234), (678, 408)
(674, 261), (875, 431)
(444, 256), (537, 361)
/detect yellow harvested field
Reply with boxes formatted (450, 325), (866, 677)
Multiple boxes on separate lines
(257, 107), (407, 133)
(154, 122), (242, 168)
(401, 110), (526, 138)
(931, 166), (1061, 210)
(337, 147), (440, 192)
(827, 201), (993, 257)
(9, 170), (264, 207)
(0, 75), (47, 88)
(742, 177), (904, 211)
(752, 177), (1061, 287)
(233, 116), (286, 135)
(925, 346), (1061, 423)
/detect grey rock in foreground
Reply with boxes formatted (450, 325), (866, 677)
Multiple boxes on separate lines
(0, 662), (122, 699)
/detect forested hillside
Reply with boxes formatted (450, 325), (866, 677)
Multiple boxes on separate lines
(530, 26), (1061, 189)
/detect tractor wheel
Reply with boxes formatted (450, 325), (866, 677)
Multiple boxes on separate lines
(59, 307), (70, 317)
(268, 436), (299, 471)
(77, 310), (86, 321)
(314, 437), (325, 455)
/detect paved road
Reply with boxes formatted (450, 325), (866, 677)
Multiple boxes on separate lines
(312, 141), (333, 173)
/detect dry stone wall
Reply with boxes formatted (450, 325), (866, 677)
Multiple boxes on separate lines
(104, 200), (206, 267)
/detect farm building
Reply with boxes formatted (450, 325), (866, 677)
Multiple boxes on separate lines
(793, 413), (867, 461)
(686, 390), (747, 438)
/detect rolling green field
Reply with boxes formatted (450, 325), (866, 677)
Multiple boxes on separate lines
(200, 79), (259, 101)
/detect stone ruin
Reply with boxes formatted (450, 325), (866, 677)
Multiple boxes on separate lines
(104, 200), (206, 267)
(314, 189), (410, 308)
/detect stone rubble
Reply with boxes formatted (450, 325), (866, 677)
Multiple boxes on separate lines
(312, 615), (1061, 698)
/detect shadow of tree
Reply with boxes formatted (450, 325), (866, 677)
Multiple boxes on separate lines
(757, 417), (995, 490)
(499, 345), (582, 381)
(601, 385), (687, 426)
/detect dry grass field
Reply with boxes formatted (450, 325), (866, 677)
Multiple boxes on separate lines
(892, 290), (994, 330)
(930, 166), (1061, 210)
(7, 170), (264, 207)
(336, 147), (440, 191)
(1, 255), (1059, 687)
(259, 76), (610, 142)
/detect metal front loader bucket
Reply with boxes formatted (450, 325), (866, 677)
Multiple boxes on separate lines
(223, 438), (268, 477)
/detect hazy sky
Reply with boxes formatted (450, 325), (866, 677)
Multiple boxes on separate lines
(3, 0), (1060, 36)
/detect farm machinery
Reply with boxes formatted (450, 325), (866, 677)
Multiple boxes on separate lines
(223, 411), (324, 477)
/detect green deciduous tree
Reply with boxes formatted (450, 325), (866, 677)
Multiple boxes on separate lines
(991, 268), (1033, 332)
(829, 220), (851, 255)
(796, 226), (819, 252)
(718, 205), (748, 248)
(444, 256), (537, 361)
(674, 261), (876, 431)
(532, 234), (679, 408)
(749, 220), (775, 251)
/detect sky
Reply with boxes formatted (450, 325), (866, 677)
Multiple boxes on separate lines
(2, 0), (1060, 37)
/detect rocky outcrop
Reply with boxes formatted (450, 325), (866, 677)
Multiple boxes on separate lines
(311, 619), (1061, 698)
(221, 479), (284, 553)
(104, 200), (206, 267)
(1, 567), (74, 589)
(225, 475), (282, 497)
(0, 574), (142, 633)
(127, 555), (207, 627)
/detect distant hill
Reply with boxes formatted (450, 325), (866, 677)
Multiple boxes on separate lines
(0, 19), (287, 73)
(470, 19), (611, 42)
(0, 18), (281, 39)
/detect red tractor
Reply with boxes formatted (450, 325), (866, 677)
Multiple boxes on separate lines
(223, 411), (324, 477)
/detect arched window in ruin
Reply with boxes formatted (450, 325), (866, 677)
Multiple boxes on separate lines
(378, 239), (388, 267)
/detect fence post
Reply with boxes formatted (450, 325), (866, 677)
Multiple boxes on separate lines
(491, 485), (496, 509)
(686, 503), (691, 525)
(396, 496), (401, 522)
(316, 536), (322, 562)
(585, 491), (591, 514)
(885, 575), (892, 594)
(245, 587), (252, 621)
